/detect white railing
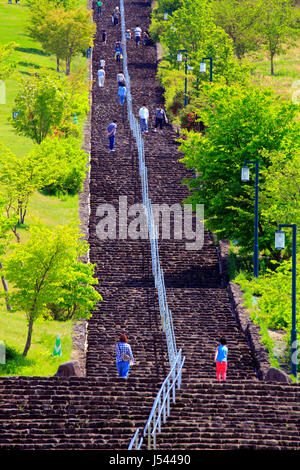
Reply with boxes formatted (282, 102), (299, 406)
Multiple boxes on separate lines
(128, 350), (185, 450)
(118, 0), (185, 449)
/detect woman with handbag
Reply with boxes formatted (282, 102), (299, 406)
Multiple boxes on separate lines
(116, 333), (134, 378)
(154, 104), (168, 134)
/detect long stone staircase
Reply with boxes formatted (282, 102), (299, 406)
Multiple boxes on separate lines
(0, 0), (300, 451)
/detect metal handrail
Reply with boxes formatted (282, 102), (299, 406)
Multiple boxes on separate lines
(119, 0), (178, 368)
(118, 0), (185, 450)
(128, 350), (185, 450)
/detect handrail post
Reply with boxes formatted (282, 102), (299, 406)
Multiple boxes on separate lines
(148, 422), (151, 450)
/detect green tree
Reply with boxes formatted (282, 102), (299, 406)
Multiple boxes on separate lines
(12, 71), (66, 144)
(4, 224), (101, 357)
(11, 69), (89, 144)
(257, 0), (300, 75)
(32, 135), (88, 195)
(28, 6), (95, 75)
(160, 0), (216, 62)
(0, 200), (17, 311)
(261, 148), (300, 229)
(237, 260), (300, 333)
(0, 43), (17, 80)
(179, 83), (299, 257)
(0, 143), (53, 228)
(159, 0), (250, 81)
(211, 0), (261, 60)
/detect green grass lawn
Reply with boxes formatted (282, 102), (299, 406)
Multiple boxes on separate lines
(249, 45), (300, 101)
(0, 2), (87, 155)
(0, 1), (89, 376)
(0, 300), (73, 377)
(0, 2), (57, 155)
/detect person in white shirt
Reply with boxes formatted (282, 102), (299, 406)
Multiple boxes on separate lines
(100, 59), (105, 69)
(134, 25), (142, 46)
(97, 67), (105, 87)
(139, 104), (149, 133)
(117, 71), (125, 86)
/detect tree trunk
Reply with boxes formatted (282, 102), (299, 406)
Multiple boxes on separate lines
(66, 59), (71, 76)
(19, 206), (26, 225)
(12, 226), (20, 243)
(23, 316), (34, 357)
(56, 56), (60, 72)
(0, 262), (11, 311)
(271, 53), (274, 76)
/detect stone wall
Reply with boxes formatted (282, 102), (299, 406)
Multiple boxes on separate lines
(218, 240), (271, 380)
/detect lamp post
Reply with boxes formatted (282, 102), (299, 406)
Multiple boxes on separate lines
(200, 57), (213, 83)
(241, 160), (259, 278)
(275, 224), (298, 379)
(164, 10), (172, 20)
(177, 49), (188, 107)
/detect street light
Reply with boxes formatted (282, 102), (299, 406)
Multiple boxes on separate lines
(177, 49), (188, 107)
(200, 57), (213, 82)
(275, 224), (298, 379)
(164, 10), (173, 20)
(241, 160), (259, 278)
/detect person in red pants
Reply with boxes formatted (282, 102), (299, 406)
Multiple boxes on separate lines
(214, 337), (228, 381)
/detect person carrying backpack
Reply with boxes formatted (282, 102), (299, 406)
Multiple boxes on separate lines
(134, 25), (142, 46)
(117, 71), (125, 87)
(112, 6), (120, 26)
(115, 42), (123, 63)
(154, 104), (168, 133)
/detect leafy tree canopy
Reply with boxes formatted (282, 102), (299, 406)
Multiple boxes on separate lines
(4, 224), (101, 356)
(178, 83), (300, 255)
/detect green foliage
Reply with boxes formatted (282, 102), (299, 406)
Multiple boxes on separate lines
(154, 0), (182, 15)
(0, 142), (53, 227)
(157, 67), (188, 122)
(261, 148), (300, 232)
(12, 70), (66, 144)
(0, 312), (74, 377)
(178, 83), (299, 255)
(11, 69), (89, 144)
(257, 0), (300, 75)
(236, 259), (300, 332)
(155, 0), (251, 120)
(149, 0), (182, 42)
(0, 200), (17, 261)
(47, 262), (101, 321)
(27, 3), (95, 74)
(33, 135), (88, 195)
(233, 271), (280, 366)
(211, 0), (262, 60)
(28, 0), (80, 11)
(3, 224), (101, 356)
(0, 42), (17, 80)
(149, 16), (168, 44)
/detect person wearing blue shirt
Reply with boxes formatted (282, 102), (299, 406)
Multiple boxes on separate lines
(107, 120), (117, 152)
(118, 84), (127, 105)
(214, 337), (228, 381)
(115, 43), (123, 62)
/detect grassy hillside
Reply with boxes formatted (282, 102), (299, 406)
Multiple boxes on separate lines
(249, 45), (300, 101)
(0, 1), (89, 376)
